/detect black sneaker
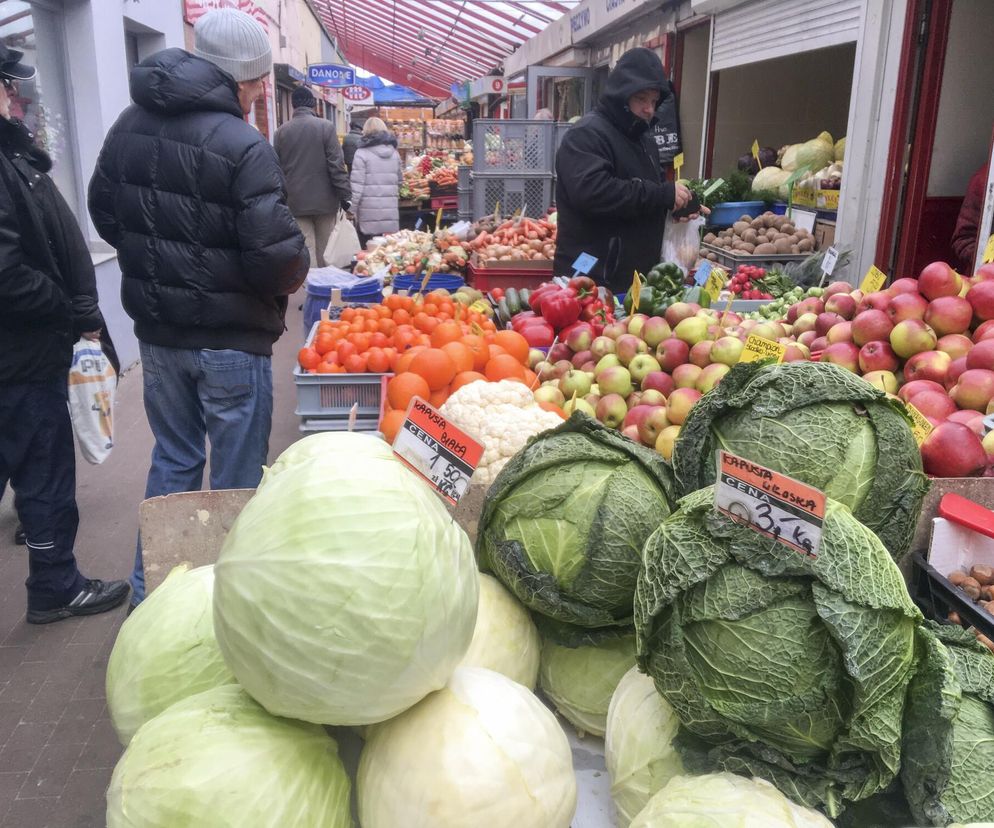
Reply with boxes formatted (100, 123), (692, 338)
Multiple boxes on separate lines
(27, 579), (130, 625)
(14, 524), (25, 545)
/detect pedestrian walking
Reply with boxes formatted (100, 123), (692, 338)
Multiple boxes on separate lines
(342, 119), (364, 172)
(274, 85), (352, 269)
(0, 40), (129, 623)
(88, 8), (309, 606)
(350, 117), (403, 249)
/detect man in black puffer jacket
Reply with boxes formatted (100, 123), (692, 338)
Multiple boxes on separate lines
(88, 8), (308, 605)
(554, 48), (693, 293)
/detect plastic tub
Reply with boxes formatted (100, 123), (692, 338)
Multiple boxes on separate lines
(707, 201), (766, 227)
(393, 273), (465, 293)
(303, 283), (383, 334)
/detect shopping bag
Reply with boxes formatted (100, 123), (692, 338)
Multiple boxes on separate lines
(68, 338), (116, 465)
(661, 215), (706, 273)
(322, 209), (362, 269)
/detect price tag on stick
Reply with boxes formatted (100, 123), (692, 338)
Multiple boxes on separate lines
(435, 207), (443, 231)
(703, 267), (726, 303)
(630, 271), (642, 312)
(673, 152), (685, 179)
(860, 265), (888, 294)
(392, 398), (483, 505)
(694, 260), (713, 286)
(818, 246), (839, 287)
(904, 401), (934, 447)
(715, 451), (826, 558)
(752, 139), (763, 170)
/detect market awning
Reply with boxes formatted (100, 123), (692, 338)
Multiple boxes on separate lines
(312, 1), (580, 99)
(357, 74), (437, 106)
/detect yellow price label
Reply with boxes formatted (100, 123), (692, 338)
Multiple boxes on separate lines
(983, 233), (994, 264)
(752, 139), (762, 169)
(704, 268), (726, 303)
(435, 207), (443, 230)
(630, 271), (642, 311)
(904, 401), (934, 446)
(860, 265), (888, 294)
(739, 334), (786, 364)
(673, 152), (685, 178)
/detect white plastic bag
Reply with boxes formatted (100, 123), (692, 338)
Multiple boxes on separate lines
(322, 209), (362, 268)
(661, 215), (706, 273)
(68, 338), (116, 464)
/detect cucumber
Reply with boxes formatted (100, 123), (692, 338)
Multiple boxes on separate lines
(497, 298), (511, 323)
(505, 288), (521, 316)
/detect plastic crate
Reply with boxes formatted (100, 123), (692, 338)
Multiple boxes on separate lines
(472, 119), (555, 175)
(467, 259), (553, 292)
(555, 122), (572, 150)
(430, 195), (458, 210)
(471, 174), (555, 221)
(707, 201), (766, 227)
(911, 552), (994, 639)
(700, 242), (810, 271)
(293, 370), (390, 430)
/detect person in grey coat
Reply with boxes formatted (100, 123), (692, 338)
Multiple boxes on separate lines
(350, 117), (402, 247)
(274, 86), (351, 268)
(342, 119), (363, 172)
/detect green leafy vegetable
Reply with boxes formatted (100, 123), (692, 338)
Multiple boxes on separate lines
(539, 631), (636, 738)
(902, 623), (994, 826)
(629, 772), (834, 828)
(478, 413), (675, 631)
(635, 487), (921, 816)
(213, 432), (479, 726)
(106, 685), (352, 828)
(672, 361), (928, 559)
(106, 565), (236, 745)
(605, 667), (685, 825)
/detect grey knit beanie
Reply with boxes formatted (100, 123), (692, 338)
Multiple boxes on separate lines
(194, 8), (271, 82)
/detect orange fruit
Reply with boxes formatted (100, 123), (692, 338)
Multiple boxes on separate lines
(430, 320), (463, 348)
(487, 344), (508, 362)
(428, 388), (449, 408)
(336, 341), (357, 361)
(313, 332), (336, 356)
(366, 348), (391, 373)
(494, 330), (529, 364)
(485, 354), (526, 382)
(392, 309), (412, 326)
(460, 335), (489, 371)
(379, 409), (407, 444)
(387, 373), (431, 410)
(315, 362), (338, 373)
(396, 345), (426, 374)
(450, 371), (487, 393)
(440, 342), (474, 374)
(538, 402), (567, 419)
(297, 347), (321, 370)
(344, 353), (368, 373)
(409, 348), (458, 391)
(522, 368), (538, 387)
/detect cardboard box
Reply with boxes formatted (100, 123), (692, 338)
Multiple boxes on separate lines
(814, 219), (836, 251)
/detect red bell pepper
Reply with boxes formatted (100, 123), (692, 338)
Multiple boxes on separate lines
(568, 276), (598, 303)
(540, 289), (582, 331)
(528, 283), (560, 313)
(510, 311), (537, 331)
(519, 320), (555, 348)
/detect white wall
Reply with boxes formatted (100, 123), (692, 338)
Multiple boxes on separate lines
(927, 0), (994, 197)
(710, 42), (855, 174)
(679, 23), (710, 177)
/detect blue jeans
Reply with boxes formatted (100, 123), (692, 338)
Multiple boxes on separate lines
(132, 343), (273, 602)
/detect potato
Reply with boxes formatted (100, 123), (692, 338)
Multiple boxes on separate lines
(948, 611), (962, 625)
(790, 245), (800, 254)
(754, 243), (777, 254)
(981, 585), (994, 602)
(970, 565), (994, 586)
(774, 238), (793, 254)
(750, 217), (764, 230)
(797, 238), (815, 253)
(703, 232), (717, 244)
(982, 601), (994, 615)
(742, 229), (759, 245)
(763, 214), (777, 228)
(740, 243), (756, 254)
(949, 570), (969, 586)
(780, 223), (795, 235)
(739, 214), (753, 223)
(732, 221), (751, 235)
(960, 576), (982, 600)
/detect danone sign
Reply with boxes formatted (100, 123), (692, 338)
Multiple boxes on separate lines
(307, 64), (355, 88)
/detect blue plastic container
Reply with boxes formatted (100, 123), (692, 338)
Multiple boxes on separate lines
(303, 283), (383, 335)
(770, 201), (789, 215)
(393, 273), (465, 293)
(707, 201), (765, 227)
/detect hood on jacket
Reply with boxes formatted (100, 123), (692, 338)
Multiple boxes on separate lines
(0, 115), (52, 172)
(130, 48), (243, 119)
(359, 130), (398, 150)
(597, 47), (669, 139)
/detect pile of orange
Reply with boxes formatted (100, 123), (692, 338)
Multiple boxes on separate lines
(297, 292), (498, 376)
(378, 328), (539, 442)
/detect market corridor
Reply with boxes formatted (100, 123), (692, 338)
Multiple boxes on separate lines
(0, 292), (308, 827)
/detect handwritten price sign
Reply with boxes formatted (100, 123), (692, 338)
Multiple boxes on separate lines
(715, 451), (826, 558)
(739, 334), (786, 364)
(392, 398), (483, 504)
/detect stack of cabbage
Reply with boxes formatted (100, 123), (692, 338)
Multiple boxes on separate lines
(104, 432), (578, 828)
(750, 131), (845, 200)
(477, 415), (675, 736)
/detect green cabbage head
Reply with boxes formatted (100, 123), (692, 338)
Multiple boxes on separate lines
(902, 623), (994, 826)
(479, 413), (675, 630)
(605, 667), (685, 825)
(213, 433), (479, 725)
(539, 630), (635, 738)
(106, 685), (352, 828)
(672, 361), (928, 559)
(357, 667), (577, 828)
(635, 487), (921, 816)
(106, 564), (236, 745)
(630, 773), (834, 828)
(459, 572), (541, 689)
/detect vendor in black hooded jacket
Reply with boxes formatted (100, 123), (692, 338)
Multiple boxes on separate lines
(554, 48), (696, 294)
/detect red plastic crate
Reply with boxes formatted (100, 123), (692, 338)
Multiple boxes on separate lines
(467, 260), (554, 292)
(430, 195), (458, 210)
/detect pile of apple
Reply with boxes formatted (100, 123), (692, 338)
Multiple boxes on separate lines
(529, 260), (994, 476)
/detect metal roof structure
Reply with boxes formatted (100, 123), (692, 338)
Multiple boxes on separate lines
(312, 1), (579, 99)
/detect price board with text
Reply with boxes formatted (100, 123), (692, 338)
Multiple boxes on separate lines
(392, 399), (483, 505)
(714, 451), (826, 558)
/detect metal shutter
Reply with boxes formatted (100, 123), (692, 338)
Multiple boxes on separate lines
(711, 0), (863, 71)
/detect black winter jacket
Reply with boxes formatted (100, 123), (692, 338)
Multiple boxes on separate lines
(342, 125), (363, 172)
(554, 48), (676, 293)
(0, 117), (105, 384)
(88, 49), (309, 356)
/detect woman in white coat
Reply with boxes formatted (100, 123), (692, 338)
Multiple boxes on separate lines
(350, 117), (402, 247)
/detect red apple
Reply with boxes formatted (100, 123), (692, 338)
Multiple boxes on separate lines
(950, 368), (994, 412)
(642, 371), (675, 398)
(824, 281), (854, 298)
(967, 339), (994, 370)
(974, 320), (994, 343)
(810, 336), (829, 353)
(814, 313), (843, 337)
(621, 424), (642, 443)
(689, 340), (714, 368)
(786, 297), (825, 323)
(899, 379), (946, 403)
(664, 302), (700, 328)
(821, 342), (860, 373)
(851, 309), (894, 346)
(924, 295), (973, 336)
(887, 292), (929, 324)
(888, 277), (921, 296)
(623, 404), (654, 430)
(797, 330), (818, 348)
(947, 409), (987, 436)
(908, 389), (957, 421)
(903, 350), (952, 385)
(920, 421), (989, 477)
(638, 406), (671, 447)
(890, 319), (938, 358)
(967, 280), (994, 322)
(974, 263), (994, 281)
(825, 293), (858, 320)
(918, 261), (962, 301)
(936, 334), (974, 360)
(595, 394), (629, 429)
(784, 343), (810, 362)
(946, 356), (969, 390)
(857, 291), (892, 314)
(656, 338), (691, 373)
(672, 363), (702, 389)
(858, 341), (900, 373)
(827, 321), (853, 344)
(666, 387), (702, 425)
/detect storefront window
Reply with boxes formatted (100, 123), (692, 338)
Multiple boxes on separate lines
(1, 0), (79, 213)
